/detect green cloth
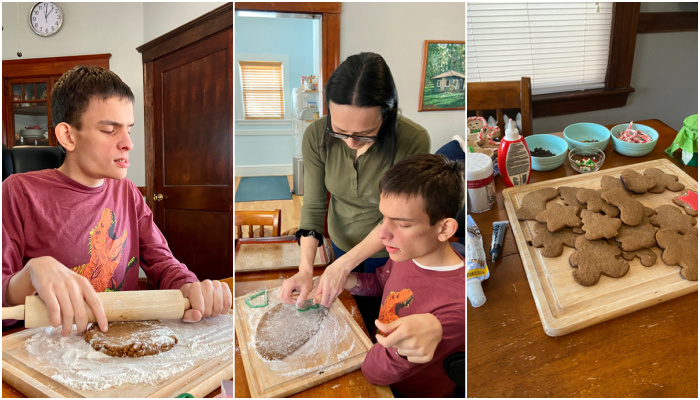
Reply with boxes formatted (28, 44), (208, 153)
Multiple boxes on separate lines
(300, 115), (431, 258)
(665, 114), (698, 160)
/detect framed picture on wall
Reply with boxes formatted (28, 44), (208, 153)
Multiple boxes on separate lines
(418, 40), (465, 111)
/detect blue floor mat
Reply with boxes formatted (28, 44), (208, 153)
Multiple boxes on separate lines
(236, 176), (292, 202)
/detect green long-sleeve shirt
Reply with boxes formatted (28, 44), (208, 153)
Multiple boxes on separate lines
(299, 115), (431, 258)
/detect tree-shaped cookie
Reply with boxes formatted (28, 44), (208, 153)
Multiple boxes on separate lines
(516, 187), (559, 220)
(531, 222), (580, 258)
(656, 229), (698, 281)
(643, 167), (685, 193)
(576, 188), (620, 217)
(569, 236), (630, 286)
(535, 202), (582, 232)
(649, 204), (698, 236)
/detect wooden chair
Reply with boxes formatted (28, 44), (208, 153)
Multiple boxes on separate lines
(467, 77), (533, 136)
(235, 209), (281, 239)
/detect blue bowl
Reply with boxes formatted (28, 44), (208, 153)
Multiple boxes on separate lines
(525, 134), (568, 171)
(563, 123), (610, 151)
(610, 123), (659, 157)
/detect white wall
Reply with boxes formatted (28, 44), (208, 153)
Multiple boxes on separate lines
(341, 2), (466, 152)
(2, 2), (226, 186)
(533, 3), (698, 134)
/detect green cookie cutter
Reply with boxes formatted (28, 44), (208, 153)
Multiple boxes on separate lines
(295, 300), (320, 312)
(244, 288), (268, 308)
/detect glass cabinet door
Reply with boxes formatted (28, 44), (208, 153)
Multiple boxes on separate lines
(9, 81), (50, 147)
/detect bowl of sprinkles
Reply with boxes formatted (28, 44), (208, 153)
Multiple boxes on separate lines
(525, 134), (568, 171)
(610, 121), (659, 157)
(568, 147), (605, 173)
(563, 123), (610, 152)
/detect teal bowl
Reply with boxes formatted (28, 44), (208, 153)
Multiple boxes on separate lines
(610, 123), (659, 157)
(563, 123), (610, 151)
(525, 134), (568, 171)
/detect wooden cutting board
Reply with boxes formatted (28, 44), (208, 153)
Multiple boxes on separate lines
(235, 241), (326, 272)
(2, 311), (233, 397)
(502, 159), (698, 337)
(235, 286), (373, 398)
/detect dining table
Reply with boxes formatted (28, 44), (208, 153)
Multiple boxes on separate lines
(467, 119), (698, 397)
(2, 278), (235, 398)
(234, 236), (393, 398)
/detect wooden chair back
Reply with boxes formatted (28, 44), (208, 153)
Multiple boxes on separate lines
(235, 209), (281, 239)
(467, 77), (533, 136)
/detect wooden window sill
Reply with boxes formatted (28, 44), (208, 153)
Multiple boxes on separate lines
(533, 87), (636, 118)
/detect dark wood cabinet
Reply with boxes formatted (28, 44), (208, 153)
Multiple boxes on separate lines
(2, 54), (111, 147)
(137, 4), (233, 281)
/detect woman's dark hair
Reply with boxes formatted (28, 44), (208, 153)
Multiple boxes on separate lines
(323, 52), (399, 166)
(51, 65), (134, 129)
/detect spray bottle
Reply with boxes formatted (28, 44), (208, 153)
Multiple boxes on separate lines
(497, 119), (531, 187)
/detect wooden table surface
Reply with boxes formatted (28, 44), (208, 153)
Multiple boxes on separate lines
(467, 119), (698, 397)
(234, 256), (393, 397)
(2, 278), (235, 398)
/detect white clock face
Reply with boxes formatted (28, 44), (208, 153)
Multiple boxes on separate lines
(29, 2), (63, 37)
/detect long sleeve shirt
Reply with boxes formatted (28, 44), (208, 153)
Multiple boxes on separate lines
(349, 248), (465, 397)
(299, 115), (430, 256)
(2, 169), (198, 314)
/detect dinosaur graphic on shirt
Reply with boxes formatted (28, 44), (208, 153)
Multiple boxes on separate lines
(377, 288), (414, 336)
(72, 208), (137, 292)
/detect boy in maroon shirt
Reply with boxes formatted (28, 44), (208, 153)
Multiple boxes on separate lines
(343, 153), (465, 397)
(2, 66), (232, 336)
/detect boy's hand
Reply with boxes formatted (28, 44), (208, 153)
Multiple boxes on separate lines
(374, 314), (443, 364)
(278, 270), (313, 309)
(179, 280), (233, 322)
(311, 261), (351, 307)
(23, 256), (108, 337)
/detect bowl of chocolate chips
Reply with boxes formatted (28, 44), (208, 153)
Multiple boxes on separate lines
(525, 134), (568, 171)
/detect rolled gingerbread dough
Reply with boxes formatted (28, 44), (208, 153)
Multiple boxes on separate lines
(255, 301), (327, 360)
(84, 320), (178, 358)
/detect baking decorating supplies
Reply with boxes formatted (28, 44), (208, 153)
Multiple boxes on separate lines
(466, 216), (489, 307)
(244, 287), (268, 308)
(2, 290), (191, 328)
(490, 221), (509, 261)
(525, 134), (568, 172)
(610, 122), (659, 157)
(467, 152), (497, 213)
(498, 118), (531, 187)
(568, 147), (605, 173)
(563, 123), (610, 151)
(666, 114), (698, 166)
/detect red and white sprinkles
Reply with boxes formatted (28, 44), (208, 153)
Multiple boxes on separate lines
(618, 121), (652, 143)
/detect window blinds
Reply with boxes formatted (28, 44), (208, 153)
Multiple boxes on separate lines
(467, 2), (613, 95)
(239, 61), (285, 119)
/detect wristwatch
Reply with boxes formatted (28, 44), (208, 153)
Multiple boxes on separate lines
(295, 229), (324, 247)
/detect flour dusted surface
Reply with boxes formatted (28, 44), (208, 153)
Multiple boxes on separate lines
(255, 301), (328, 360)
(23, 313), (233, 391)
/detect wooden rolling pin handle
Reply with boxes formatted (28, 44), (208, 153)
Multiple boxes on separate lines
(2, 305), (26, 321)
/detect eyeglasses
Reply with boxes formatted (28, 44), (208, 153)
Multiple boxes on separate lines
(324, 112), (385, 142)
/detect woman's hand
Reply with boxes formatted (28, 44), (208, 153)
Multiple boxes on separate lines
(311, 260), (353, 307)
(179, 280), (233, 322)
(277, 269), (314, 309)
(17, 256), (108, 337)
(374, 313), (443, 363)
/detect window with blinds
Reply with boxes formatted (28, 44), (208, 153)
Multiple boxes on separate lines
(467, 2), (613, 95)
(239, 61), (285, 120)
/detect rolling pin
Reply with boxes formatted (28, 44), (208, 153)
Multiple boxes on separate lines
(2, 290), (191, 328)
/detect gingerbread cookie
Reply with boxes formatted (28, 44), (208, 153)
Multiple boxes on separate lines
(655, 229), (698, 281)
(599, 175), (624, 192)
(558, 186), (583, 213)
(531, 222), (580, 258)
(614, 213), (657, 251)
(255, 301), (328, 360)
(621, 248), (658, 267)
(620, 169), (656, 194)
(673, 189), (698, 217)
(516, 187), (559, 220)
(649, 204), (698, 236)
(569, 236), (630, 286)
(580, 210), (621, 240)
(535, 202), (582, 232)
(85, 320), (178, 358)
(601, 188), (645, 226)
(577, 188), (620, 217)
(643, 168), (685, 193)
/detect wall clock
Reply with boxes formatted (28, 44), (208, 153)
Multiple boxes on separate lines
(29, 2), (63, 37)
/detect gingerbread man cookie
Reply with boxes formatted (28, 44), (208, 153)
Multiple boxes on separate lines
(620, 169), (656, 194)
(557, 186), (583, 213)
(531, 222), (581, 258)
(655, 229), (698, 281)
(643, 168), (685, 194)
(576, 188), (620, 217)
(569, 236), (630, 286)
(649, 204), (698, 236)
(516, 187), (559, 220)
(580, 209), (622, 240)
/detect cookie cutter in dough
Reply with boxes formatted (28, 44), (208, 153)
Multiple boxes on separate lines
(295, 299), (320, 312)
(244, 287), (268, 308)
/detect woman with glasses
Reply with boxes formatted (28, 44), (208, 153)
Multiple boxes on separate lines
(278, 52), (430, 331)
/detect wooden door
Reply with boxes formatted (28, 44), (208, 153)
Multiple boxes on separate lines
(151, 28), (233, 281)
